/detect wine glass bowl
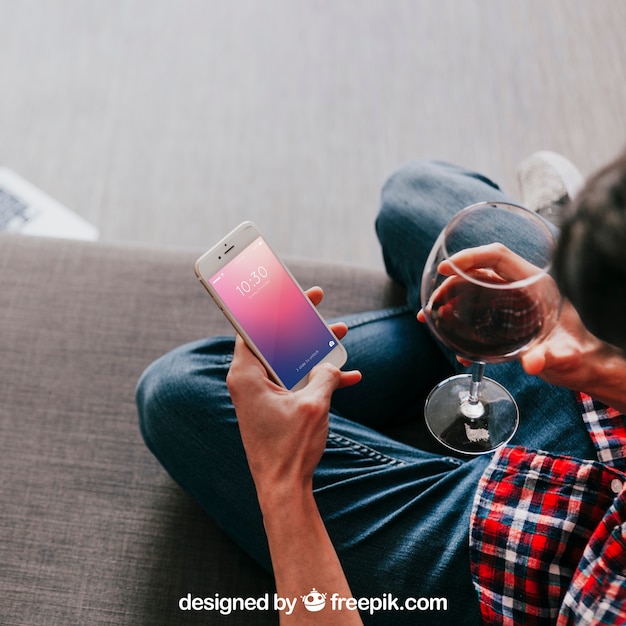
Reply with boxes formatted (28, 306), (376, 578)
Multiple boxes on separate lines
(421, 201), (560, 455)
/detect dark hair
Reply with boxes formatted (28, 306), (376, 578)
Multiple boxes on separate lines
(553, 148), (626, 350)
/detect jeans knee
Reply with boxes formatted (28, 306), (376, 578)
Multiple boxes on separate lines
(136, 351), (183, 456)
(382, 159), (445, 194)
(376, 160), (447, 241)
(136, 337), (234, 456)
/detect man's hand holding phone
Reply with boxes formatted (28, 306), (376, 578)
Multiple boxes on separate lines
(227, 286), (361, 503)
(226, 286), (363, 625)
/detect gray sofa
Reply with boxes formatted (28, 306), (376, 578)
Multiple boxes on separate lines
(0, 232), (404, 625)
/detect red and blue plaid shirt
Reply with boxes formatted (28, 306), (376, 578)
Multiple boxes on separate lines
(470, 392), (626, 625)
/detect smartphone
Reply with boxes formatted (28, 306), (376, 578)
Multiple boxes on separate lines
(194, 221), (347, 390)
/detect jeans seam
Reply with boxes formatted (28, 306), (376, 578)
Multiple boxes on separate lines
(343, 305), (412, 330)
(327, 432), (407, 466)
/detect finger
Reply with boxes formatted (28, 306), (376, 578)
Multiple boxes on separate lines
(426, 275), (471, 315)
(520, 345), (547, 376)
(305, 286), (324, 307)
(337, 369), (363, 388)
(303, 363), (361, 400)
(440, 243), (543, 282)
(329, 322), (348, 340)
(301, 362), (343, 400)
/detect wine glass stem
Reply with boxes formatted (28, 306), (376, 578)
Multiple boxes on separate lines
(461, 362), (486, 419)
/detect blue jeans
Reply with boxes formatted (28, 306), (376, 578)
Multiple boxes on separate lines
(136, 161), (597, 625)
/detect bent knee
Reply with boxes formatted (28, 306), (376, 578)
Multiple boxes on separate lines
(136, 351), (187, 455)
(377, 161), (450, 233)
(136, 337), (234, 454)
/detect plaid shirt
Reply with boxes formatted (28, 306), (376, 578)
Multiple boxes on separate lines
(470, 392), (626, 625)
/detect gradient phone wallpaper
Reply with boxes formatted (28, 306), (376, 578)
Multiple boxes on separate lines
(210, 236), (338, 389)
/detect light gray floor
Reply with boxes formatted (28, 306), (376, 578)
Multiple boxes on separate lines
(1, 0), (626, 269)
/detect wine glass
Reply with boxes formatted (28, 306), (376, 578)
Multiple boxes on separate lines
(421, 201), (561, 455)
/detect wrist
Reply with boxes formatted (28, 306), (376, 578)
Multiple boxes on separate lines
(255, 474), (315, 516)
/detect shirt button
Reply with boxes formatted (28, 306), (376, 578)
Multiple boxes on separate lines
(610, 478), (623, 494)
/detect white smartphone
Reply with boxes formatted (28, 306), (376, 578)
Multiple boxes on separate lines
(194, 221), (348, 390)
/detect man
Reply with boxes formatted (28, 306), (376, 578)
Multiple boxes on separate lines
(137, 150), (626, 625)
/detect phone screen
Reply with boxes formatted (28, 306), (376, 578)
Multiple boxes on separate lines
(208, 236), (339, 389)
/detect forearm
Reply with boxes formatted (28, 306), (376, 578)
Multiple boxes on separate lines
(258, 483), (363, 625)
(227, 325), (363, 623)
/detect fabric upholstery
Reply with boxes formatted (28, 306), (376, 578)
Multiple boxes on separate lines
(0, 233), (402, 625)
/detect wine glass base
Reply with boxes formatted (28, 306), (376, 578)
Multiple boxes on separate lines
(424, 374), (519, 455)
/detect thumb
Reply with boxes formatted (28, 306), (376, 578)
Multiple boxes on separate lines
(299, 364), (362, 406)
(521, 346), (547, 376)
(303, 362), (344, 399)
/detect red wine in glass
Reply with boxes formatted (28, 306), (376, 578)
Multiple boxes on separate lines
(427, 280), (546, 362)
(421, 201), (561, 455)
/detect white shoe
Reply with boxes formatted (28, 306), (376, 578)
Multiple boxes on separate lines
(516, 151), (584, 225)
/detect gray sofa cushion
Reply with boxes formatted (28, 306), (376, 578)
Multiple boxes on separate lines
(0, 233), (402, 625)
